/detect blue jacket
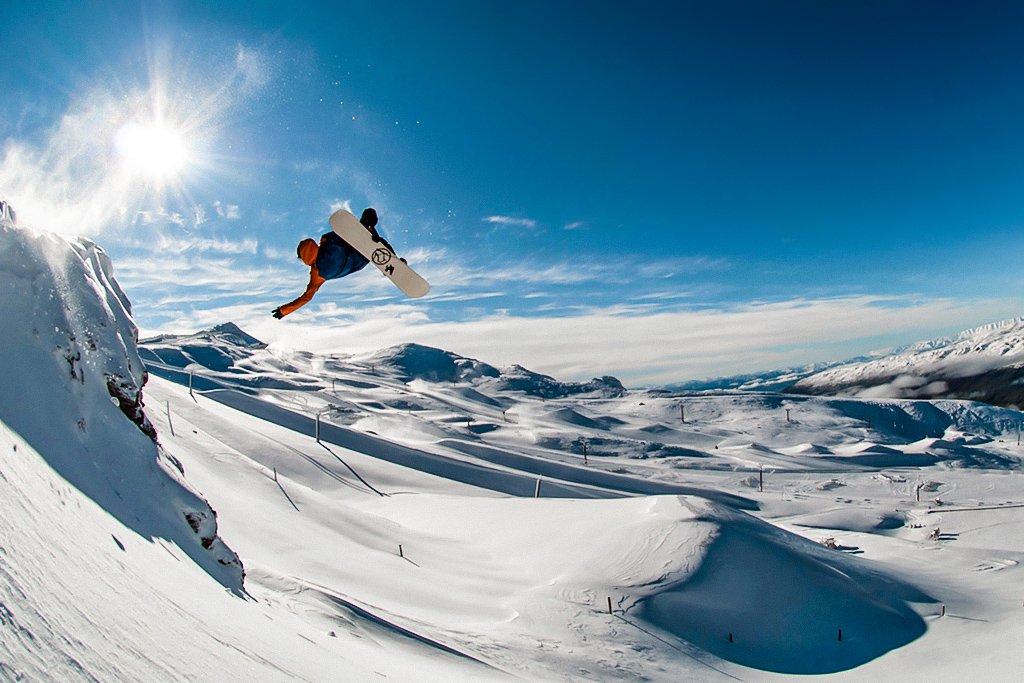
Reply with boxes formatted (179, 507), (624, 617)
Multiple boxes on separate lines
(316, 230), (370, 280)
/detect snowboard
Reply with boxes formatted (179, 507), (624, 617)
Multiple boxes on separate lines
(328, 209), (430, 299)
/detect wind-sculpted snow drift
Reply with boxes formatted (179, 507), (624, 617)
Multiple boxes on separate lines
(0, 223), (242, 588)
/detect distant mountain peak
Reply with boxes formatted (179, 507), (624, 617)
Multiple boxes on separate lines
(205, 322), (266, 349)
(364, 343), (501, 383)
(141, 322), (266, 350)
(789, 316), (1024, 407)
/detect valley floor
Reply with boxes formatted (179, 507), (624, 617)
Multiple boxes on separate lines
(135, 363), (1024, 680)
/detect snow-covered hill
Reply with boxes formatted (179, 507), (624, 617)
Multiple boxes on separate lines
(136, 320), (1024, 679)
(142, 327), (627, 398)
(7, 220), (1024, 680)
(790, 318), (1024, 407)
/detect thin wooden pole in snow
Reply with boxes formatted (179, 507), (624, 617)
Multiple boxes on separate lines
(166, 401), (175, 437)
(534, 478), (542, 498)
(608, 597), (613, 615)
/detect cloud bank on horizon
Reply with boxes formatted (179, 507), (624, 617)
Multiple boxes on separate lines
(2, 1), (1023, 385)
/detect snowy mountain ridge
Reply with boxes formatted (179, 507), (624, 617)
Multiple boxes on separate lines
(143, 325), (628, 399)
(662, 358), (873, 393)
(790, 316), (1024, 406)
(908, 316), (1024, 350)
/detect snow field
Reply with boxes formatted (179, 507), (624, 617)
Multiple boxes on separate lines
(6, 222), (1024, 680)
(141, 374), (950, 679)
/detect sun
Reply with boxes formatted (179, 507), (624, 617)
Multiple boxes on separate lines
(114, 121), (190, 182)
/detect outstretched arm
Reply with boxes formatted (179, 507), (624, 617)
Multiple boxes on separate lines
(273, 271), (326, 318)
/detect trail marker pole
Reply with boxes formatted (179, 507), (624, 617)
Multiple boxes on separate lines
(759, 466), (764, 493)
(608, 597), (613, 615)
(534, 478), (542, 498)
(680, 404), (685, 423)
(166, 401), (175, 437)
(786, 409), (791, 423)
(188, 370), (194, 398)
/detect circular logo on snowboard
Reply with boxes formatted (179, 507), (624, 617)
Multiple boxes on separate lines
(372, 248), (392, 265)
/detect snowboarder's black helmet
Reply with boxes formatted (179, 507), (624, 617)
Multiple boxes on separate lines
(360, 208), (378, 228)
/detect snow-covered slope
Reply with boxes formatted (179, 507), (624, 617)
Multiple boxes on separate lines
(7, 221), (1024, 679)
(790, 318), (1024, 406)
(0, 224), (252, 678)
(138, 320), (1024, 678)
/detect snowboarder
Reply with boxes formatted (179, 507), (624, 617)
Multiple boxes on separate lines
(272, 208), (396, 318)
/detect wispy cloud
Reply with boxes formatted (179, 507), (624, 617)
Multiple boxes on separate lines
(213, 201), (241, 220)
(233, 44), (273, 93)
(164, 235), (259, 255)
(419, 251), (726, 290)
(134, 209), (187, 227)
(483, 215), (538, 229)
(113, 254), (287, 300)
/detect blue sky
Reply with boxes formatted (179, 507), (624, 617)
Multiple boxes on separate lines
(2, 1), (1023, 385)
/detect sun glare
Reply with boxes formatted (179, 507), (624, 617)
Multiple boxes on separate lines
(115, 121), (189, 182)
